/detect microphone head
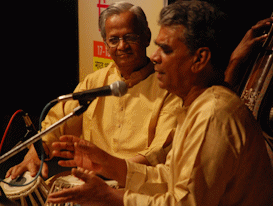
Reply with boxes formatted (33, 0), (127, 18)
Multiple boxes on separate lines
(110, 81), (128, 97)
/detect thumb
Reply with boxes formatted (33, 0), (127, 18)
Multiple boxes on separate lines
(72, 168), (95, 183)
(41, 162), (49, 179)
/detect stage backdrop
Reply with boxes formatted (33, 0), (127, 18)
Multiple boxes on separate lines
(78, 0), (167, 81)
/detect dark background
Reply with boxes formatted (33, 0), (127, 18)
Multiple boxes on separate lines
(168, 0), (272, 52)
(1, 0), (79, 178)
(0, 0), (272, 179)
(2, 0), (79, 127)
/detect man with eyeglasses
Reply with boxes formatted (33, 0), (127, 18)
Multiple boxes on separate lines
(6, 2), (182, 179)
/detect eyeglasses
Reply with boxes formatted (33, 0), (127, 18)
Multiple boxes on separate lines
(105, 34), (140, 48)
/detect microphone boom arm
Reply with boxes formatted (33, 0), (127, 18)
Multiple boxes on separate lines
(0, 103), (91, 164)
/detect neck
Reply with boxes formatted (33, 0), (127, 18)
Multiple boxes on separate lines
(181, 85), (208, 107)
(118, 57), (149, 79)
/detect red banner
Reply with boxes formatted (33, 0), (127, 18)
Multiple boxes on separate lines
(93, 41), (112, 59)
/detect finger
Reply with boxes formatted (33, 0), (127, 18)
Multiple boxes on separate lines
(59, 135), (81, 143)
(76, 167), (93, 175)
(47, 193), (74, 204)
(58, 160), (77, 167)
(28, 163), (40, 177)
(72, 168), (95, 183)
(254, 33), (268, 43)
(48, 188), (76, 198)
(52, 142), (75, 151)
(10, 166), (27, 180)
(47, 187), (79, 203)
(53, 150), (74, 159)
(74, 142), (94, 153)
(42, 162), (49, 179)
(5, 167), (13, 178)
(252, 17), (273, 32)
(75, 167), (85, 173)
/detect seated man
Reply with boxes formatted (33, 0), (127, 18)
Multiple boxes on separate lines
(47, 1), (273, 205)
(6, 2), (182, 180)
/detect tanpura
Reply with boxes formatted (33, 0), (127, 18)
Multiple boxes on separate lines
(240, 13), (273, 148)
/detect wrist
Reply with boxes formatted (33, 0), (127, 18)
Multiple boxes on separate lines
(128, 154), (150, 165)
(105, 187), (125, 206)
(225, 58), (242, 83)
(26, 143), (49, 161)
(107, 157), (127, 187)
(42, 141), (50, 160)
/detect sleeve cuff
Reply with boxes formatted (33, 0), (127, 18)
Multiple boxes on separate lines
(138, 144), (172, 166)
(125, 160), (147, 192)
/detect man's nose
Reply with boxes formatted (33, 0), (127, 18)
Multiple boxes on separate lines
(150, 49), (161, 64)
(117, 39), (130, 50)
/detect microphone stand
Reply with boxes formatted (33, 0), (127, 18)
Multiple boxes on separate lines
(0, 99), (92, 205)
(0, 101), (91, 164)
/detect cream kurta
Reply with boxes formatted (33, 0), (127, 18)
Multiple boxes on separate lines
(124, 86), (273, 205)
(42, 62), (182, 165)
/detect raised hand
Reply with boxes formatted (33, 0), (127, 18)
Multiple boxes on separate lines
(225, 17), (273, 88)
(51, 135), (81, 168)
(52, 135), (127, 184)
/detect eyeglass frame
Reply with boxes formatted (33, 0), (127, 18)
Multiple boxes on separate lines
(104, 33), (140, 48)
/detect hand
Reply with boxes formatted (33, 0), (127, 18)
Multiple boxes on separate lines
(225, 17), (273, 87)
(47, 168), (124, 206)
(52, 135), (106, 172)
(5, 144), (48, 179)
(51, 135), (80, 168)
(52, 135), (127, 185)
(128, 154), (151, 165)
(230, 17), (273, 63)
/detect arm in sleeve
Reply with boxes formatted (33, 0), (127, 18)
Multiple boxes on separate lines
(138, 93), (182, 165)
(124, 109), (241, 206)
(42, 76), (93, 159)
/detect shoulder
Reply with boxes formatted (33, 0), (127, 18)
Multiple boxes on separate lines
(83, 62), (115, 85)
(189, 86), (246, 117)
(184, 86), (256, 132)
(208, 86), (251, 121)
(75, 63), (115, 92)
(187, 86), (261, 137)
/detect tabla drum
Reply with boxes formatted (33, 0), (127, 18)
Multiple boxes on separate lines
(45, 175), (84, 206)
(45, 174), (119, 206)
(0, 171), (49, 206)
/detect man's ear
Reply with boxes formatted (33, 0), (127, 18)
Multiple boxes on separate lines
(104, 40), (110, 52)
(191, 47), (211, 73)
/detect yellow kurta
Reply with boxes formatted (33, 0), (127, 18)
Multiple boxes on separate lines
(42, 62), (182, 165)
(124, 86), (273, 205)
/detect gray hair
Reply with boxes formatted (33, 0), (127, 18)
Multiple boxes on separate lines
(159, 1), (231, 74)
(99, 1), (150, 40)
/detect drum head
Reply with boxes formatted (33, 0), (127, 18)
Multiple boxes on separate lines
(0, 171), (36, 196)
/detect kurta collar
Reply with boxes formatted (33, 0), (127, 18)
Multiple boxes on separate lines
(115, 59), (155, 88)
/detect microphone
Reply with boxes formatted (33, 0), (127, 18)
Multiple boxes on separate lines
(22, 113), (45, 160)
(57, 81), (128, 102)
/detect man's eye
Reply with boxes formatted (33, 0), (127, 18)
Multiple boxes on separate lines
(159, 45), (173, 54)
(163, 49), (173, 54)
(125, 36), (138, 42)
(109, 38), (119, 44)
